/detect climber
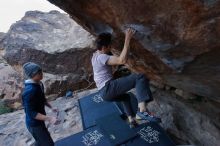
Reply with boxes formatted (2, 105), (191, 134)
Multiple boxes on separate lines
(91, 28), (161, 127)
(22, 62), (59, 146)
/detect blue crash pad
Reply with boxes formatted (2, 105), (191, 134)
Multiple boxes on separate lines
(78, 92), (122, 129)
(58, 92), (176, 146)
(55, 126), (112, 146)
(96, 113), (137, 146)
(121, 122), (175, 146)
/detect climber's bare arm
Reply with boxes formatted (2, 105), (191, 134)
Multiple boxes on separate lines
(107, 28), (135, 65)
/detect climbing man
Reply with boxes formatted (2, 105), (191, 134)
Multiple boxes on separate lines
(91, 28), (161, 127)
(22, 62), (59, 146)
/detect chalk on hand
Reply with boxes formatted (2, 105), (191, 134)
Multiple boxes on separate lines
(121, 24), (152, 40)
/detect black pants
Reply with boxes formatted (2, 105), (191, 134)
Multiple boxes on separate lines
(27, 125), (54, 146)
(99, 73), (153, 116)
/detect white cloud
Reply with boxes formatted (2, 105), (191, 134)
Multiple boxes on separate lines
(0, 0), (65, 32)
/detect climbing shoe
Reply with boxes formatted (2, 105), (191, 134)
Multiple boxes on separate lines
(136, 111), (161, 123)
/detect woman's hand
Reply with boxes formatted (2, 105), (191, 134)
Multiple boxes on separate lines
(125, 28), (136, 40)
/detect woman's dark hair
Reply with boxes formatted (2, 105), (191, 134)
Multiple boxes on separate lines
(96, 33), (112, 50)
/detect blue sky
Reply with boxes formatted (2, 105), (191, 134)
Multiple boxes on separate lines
(0, 0), (65, 32)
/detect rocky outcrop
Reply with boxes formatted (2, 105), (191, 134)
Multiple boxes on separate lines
(0, 56), (22, 105)
(1, 10), (95, 97)
(2, 10), (94, 54)
(0, 32), (6, 49)
(0, 33), (5, 42)
(44, 1), (220, 145)
(48, 0), (220, 101)
(147, 87), (220, 146)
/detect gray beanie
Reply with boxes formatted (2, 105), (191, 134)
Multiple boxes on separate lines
(23, 62), (42, 78)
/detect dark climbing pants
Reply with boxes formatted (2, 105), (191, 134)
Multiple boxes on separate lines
(99, 73), (153, 116)
(27, 125), (54, 146)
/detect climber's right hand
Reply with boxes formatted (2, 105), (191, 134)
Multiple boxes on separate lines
(125, 28), (136, 39)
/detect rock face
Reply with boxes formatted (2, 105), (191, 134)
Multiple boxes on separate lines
(147, 88), (220, 146)
(44, 1), (220, 145)
(2, 10), (94, 54)
(0, 33), (5, 42)
(0, 55), (22, 104)
(48, 0), (220, 101)
(1, 10), (95, 96)
(0, 32), (6, 49)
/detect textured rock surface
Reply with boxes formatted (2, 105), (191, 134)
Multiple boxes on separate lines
(1, 10), (95, 96)
(0, 89), (97, 146)
(0, 55), (22, 102)
(0, 33), (5, 43)
(2, 10), (94, 54)
(0, 33), (5, 50)
(147, 88), (220, 146)
(48, 0), (220, 101)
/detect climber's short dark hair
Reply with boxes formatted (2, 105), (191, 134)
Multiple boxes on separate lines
(96, 33), (112, 50)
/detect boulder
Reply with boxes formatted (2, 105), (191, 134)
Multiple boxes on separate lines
(48, 0), (220, 101)
(148, 89), (220, 146)
(0, 56), (22, 102)
(0, 32), (6, 51)
(45, 1), (220, 145)
(1, 10), (95, 97)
